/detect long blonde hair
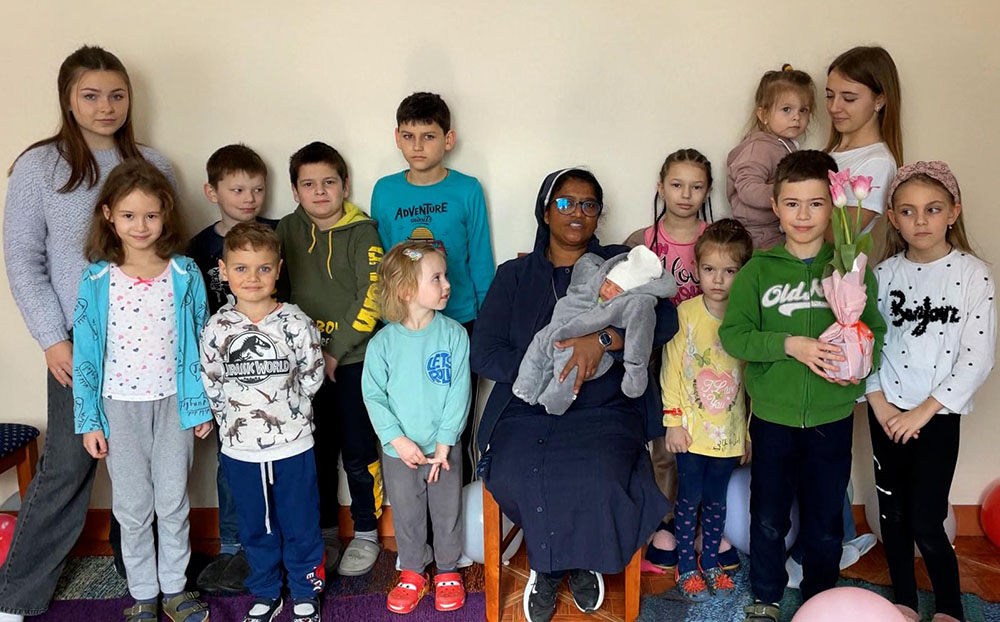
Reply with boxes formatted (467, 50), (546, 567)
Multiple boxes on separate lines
(880, 174), (975, 262)
(376, 240), (446, 324)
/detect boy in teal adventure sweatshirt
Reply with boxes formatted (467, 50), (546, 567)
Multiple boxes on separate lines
(719, 151), (886, 621)
(276, 142), (385, 578)
(370, 92), (495, 485)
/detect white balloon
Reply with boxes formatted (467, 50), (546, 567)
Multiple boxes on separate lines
(462, 480), (524, 564)
(863, 488), (955, 557)
(723, 466), (799, 555)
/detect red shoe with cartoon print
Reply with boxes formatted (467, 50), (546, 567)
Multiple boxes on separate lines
(434, 572), (466, 611)
(387, 569), (429, 614)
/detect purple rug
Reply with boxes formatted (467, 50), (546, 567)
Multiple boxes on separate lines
(33, 592), (485, 621)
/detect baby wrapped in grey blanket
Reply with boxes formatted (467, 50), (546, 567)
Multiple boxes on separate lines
(513, 245), (676, 414)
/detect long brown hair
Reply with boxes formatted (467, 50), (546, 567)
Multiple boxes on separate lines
(9, 45), (145, 192)
(825, 46), (903, 166)
(879, 175), (975, 262)
(85, 160), (184, 265)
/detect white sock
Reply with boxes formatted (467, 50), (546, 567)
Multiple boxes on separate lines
(354, 529), (379, 544)
(0, 613), (25, 622)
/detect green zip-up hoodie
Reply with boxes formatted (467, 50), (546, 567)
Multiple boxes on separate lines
(719, 242), (886, 428)
(276, 201), (383, 365)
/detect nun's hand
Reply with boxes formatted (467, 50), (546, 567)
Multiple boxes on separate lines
(555, 331), (618, 395)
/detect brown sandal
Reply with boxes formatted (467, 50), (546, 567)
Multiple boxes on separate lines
(163, 591), (210, 622)
(124, 601), (157, 622)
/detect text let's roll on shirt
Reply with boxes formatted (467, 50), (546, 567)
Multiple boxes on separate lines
(867, 250), (996, 414)
(361, 312), (471, 458)
(370, 170), (495, 323)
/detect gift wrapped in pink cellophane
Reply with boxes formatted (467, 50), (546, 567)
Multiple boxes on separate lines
(819, 253), (874, 381)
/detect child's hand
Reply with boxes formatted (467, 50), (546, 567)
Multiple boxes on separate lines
(323, 353), (339, 382)
(194, 421), (213, 439)
(886, 406), (934, 444)
(83, 430), (108, 459)
(784, 336), (844, 379)
(390, 436), (428, 469)
(664, 427), (692, 454)
(427, 443), (451, 484)
(740, 439), (752, 465)
(870, 397), (902, 439)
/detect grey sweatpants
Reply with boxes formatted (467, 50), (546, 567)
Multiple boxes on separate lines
(104, 395), (194, 600)
(383, 441), (463, 572)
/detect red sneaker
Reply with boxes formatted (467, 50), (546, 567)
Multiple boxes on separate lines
(387, 570), (429, 614)
(434, 572), (466, 611)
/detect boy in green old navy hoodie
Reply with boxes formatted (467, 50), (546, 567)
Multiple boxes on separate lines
(276, 142), (385, 578)
(719, 151), (885, 621)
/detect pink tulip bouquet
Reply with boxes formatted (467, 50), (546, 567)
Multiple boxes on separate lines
(820, 169), (875, 381)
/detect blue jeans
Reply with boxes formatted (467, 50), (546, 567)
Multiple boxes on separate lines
(215, 429), (241, 554)
(675, 453), (739, 574)
(749, 416), (852, 603)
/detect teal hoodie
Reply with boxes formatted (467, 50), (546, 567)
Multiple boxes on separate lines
(72, 256), (212, 437)
(719, 242), (886, 428)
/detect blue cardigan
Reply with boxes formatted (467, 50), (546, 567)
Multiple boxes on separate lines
(72, 256), (212, 437)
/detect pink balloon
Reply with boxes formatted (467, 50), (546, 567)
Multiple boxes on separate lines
(0, 514), (15, 568)
(792, 587), (906, 622)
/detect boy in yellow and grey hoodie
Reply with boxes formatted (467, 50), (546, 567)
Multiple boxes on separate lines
(276, 141), (384, 577)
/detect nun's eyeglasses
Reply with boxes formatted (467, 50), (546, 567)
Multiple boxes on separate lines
(552, 196), (603, 217)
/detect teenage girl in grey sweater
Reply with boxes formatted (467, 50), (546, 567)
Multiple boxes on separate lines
(0, 46), (175, 622)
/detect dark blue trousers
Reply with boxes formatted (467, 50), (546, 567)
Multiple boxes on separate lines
(215, 429), (241, 553)
(749, 415), (852, 603)
(222, 449), (325, 599)
(675, 452), (739, 574)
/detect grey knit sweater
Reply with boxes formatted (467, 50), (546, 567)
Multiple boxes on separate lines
(3, 143), (176, 350)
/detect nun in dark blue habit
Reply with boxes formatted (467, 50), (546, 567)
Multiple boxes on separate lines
(471, 168), (676, 621)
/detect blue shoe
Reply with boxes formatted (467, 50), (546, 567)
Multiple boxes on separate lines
(645, 521), (677, 570)
(718, 547), (741, 571)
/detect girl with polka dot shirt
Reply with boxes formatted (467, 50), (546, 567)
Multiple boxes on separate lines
(865, 161), (995, 622)
(73, 160), (213, 622)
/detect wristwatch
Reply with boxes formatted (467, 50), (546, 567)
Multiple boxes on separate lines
(597, 330), (613, 350)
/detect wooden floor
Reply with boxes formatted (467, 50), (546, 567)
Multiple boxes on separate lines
(492, 537), (1000, 622)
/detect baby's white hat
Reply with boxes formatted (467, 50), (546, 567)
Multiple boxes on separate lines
(606, 245), (663, 292)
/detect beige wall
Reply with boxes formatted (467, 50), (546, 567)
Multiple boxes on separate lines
(2, 1), (999, 510)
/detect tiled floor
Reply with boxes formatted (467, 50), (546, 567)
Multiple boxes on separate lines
(494, 536), (1000, 621)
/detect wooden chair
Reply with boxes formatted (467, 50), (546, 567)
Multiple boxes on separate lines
(0, 424), (40, 499)
(484, 484), (643, 622)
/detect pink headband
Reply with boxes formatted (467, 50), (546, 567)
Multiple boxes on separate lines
(887, 161), (961, 208)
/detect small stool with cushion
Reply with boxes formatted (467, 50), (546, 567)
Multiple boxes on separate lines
(0, 424), (40, 499)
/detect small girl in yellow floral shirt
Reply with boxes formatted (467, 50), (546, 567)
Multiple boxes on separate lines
(660, 219), (753, 602)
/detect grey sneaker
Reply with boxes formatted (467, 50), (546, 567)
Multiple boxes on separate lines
(337, 538), (381, 576)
